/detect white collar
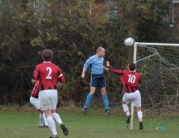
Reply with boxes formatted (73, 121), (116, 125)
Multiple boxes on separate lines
(43, 61), (51, 63)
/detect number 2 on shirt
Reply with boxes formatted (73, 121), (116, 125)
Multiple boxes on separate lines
(128, 74), (136, 84)
(46, 67), (52, 79)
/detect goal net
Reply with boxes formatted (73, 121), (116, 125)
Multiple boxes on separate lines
(130, 42), (179, 129)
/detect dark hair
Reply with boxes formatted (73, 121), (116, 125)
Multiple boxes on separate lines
(42, 49), (53, 61)
(129, 62), (136, 71)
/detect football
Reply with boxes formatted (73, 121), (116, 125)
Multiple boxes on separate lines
(124, 37), (134, 46)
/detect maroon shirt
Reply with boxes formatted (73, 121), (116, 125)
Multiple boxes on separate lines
(31, 81), (40, 98)
(33, 61), (65, 90)
(108, 66), (142, 93)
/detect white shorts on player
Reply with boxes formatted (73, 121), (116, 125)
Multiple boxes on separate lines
(122, 90), (141, 107)
(30, 96), (40, 109)
(39, 89), (58, 110)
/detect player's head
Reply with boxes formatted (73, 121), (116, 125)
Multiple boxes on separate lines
(42, 49), (53, 61)
(128, 62), (136, 71)
(96, 47), (105, 57)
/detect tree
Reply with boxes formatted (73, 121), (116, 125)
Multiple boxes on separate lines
(0, 0), (172, 106)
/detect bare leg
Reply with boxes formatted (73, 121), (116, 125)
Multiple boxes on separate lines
(90, 87), (96, 95)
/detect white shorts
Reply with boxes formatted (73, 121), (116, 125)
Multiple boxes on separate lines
(39, 89), (58, 111)
(30, 96), (40, 109)
(122, 90), (141, 107)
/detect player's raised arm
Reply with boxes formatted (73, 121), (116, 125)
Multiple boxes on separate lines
(103, 66), (109, 71)
(106, 61), (123, 75)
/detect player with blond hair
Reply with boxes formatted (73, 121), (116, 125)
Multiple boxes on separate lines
(81, 47), (110, 115)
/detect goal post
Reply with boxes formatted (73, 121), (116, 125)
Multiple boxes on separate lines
(129, 42), (137, 129)
(130, 42), (179, 129)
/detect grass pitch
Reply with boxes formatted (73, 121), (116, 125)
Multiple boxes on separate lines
(0, 110), (179, 138)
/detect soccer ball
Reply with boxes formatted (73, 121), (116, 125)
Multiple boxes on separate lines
(124, 37), (134, 46)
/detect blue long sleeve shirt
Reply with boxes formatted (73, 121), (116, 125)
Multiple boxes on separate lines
(83, 55), (104, 74)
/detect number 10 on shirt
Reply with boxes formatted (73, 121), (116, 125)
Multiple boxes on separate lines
(128, 74), (136, 84)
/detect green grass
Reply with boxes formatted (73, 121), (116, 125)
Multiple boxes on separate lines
(0, 110), (179, 138)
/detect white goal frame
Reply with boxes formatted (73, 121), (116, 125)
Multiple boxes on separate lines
(130, 42), (179, 129)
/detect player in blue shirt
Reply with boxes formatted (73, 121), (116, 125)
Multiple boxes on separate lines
(81, 47), (110, 115)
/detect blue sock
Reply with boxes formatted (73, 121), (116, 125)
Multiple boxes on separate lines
(102, 94), (109, 110)
(84, 93), (93, 109)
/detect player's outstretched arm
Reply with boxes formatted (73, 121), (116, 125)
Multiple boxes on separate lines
(103, 66), (109, 71)
(106, 61), (123, 75)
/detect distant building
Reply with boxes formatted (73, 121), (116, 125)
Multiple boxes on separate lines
(31, 0), (179, 29)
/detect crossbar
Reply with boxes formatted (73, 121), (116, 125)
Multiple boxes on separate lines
(135, 42), (179, 47)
